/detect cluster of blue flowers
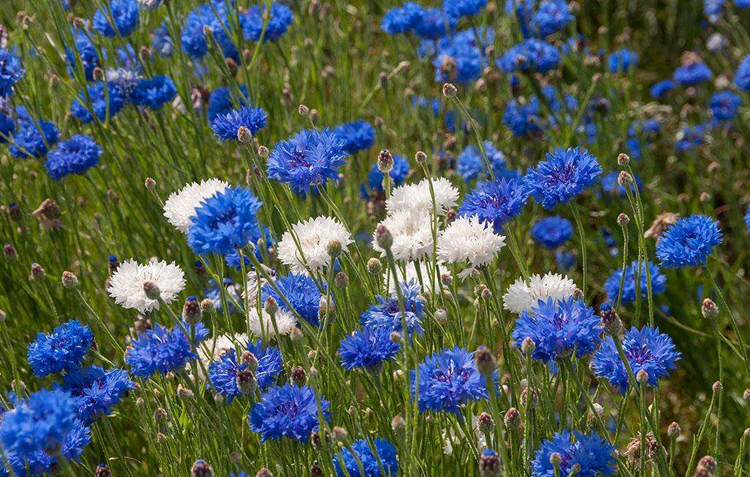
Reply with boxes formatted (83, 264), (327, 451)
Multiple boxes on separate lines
(208, 341), (284, 403)
(125, 321), (209, 377)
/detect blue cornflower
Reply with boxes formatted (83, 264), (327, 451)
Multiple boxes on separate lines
(0, 110), (14, 142)
(207, 86), (249, 122)
(262, 273), (323, 326)
(65, 30), (101, 81)
(607, 49), (638, 73)
(9, 113), (60, 159)
(0, 389), (77, 456)
(360, 281), (424, 336)
(530, 0), (573, 37)
(125, 321), (209, 378)
(498, 39), (560, 73)
(132, 75), (177, 109)
(411, 346), (494, 414)
(655, 214), (722, 268)
(334, 438), (399, 477)
(413, 8), (457, 40)
(531, 216), (573, 249)
(58, 365), (134, 424)
(649, 79), (675, 99)
(457, 142), (506, 183)
(181, 4), (238, 60)
(45, 135), (102, 181)
(187, 186), (263, 255)
(428, 31), (486, 84)
(382, 2), (423, 34)
(675, 124), (706, 152)
(745, 205), (750, 233)
(593, 326), (681, 392)
(524, 147), (602, 210)
(27, 320), (93, 378)
(504, 97), (542, 137)
(208, 341), (283, 403)
(0, 50), (25, 97)
(506, 0), (536, 38)
(736, 55), (750, 91)
(93, 0), (140, 37)
(513, 297), (602, 363)
(71, 82), (126, 124)
(532, 430), (616, 477)
(211, 106), (268, 141)
(738, 0), (750, 7)
(556, 249), (575, 271)
(367, 154), (409, 192)
(709, 91), (741, 121)
(249, 384), (331, 442)
(151, 23), (174, 57)
(241, 3), (294, 42)
(331, 120), (375, 154)
(673, 61), (712, 86)
(267, 129), (349, 194)
(339, 327), (400, 372)
(704, 0), (725, 22)
(444, 0), (487, 18)
(604, 260), (666, 304)
(459, 177), (529, 232)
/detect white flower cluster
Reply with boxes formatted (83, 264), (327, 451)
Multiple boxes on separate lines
(277, 216), (352, 274)
(502, 272), (578, 314)
(107, 258), (186, 313)
(437, 215), (505, 278)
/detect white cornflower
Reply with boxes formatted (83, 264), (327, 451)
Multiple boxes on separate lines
(386, 177), (459, 215)
(248, 307), (297, 337)
(373, 209), (434, 262)
(277, 216), (352, 274)
(242, 270), (273, 304)
(437, 215), (505, 278)
(383, 261), (450, 294)
(163, 179), (229, 233)
(107, 258), (186, 313)
(502, 272), (578, 314)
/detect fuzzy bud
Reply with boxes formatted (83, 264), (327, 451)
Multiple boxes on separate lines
(599, 307), (622, 335)
(237, 126), (252, 144)
(479, 449), (501, 477)
(617, 171), (633, 187)
(474, 346), (496, 376)
(434, 308), (448, 325)
(95, 464), (111, 477)
(200, 298), (214, 312)
(617, 153), (630, 166)
(61, 271), (79, 289)
(377, 149), (394, 173)
(335, 271), (348, 288)
(415, 151), (427, 163)
(298, 104), (309, 117)
(143, 281), (161, 300)
(374, 225), (393, 250)
(264, 296), (278, 315)
(326, 239), (342, 259)
(504, 407), (522, 430)
(667, 422), (681, 439)
(391, 414), (406, 433)
(442, 83), (457, 98)
(617, 213), (630, 227)
(521, 337), (536, 356)
(237, 368), (257, 394)
(292, 366), (307, 386)
(177, 384), (194, 400)
(636, 369), (649, 386)
(477, 412), (494, 433)
(701, 299), (718, 319)
(29, 263), (46, 281)
(191, 460), (214, 477)
(144, 177), (156, 189)
(332, 426), (348, 442)
(182, 296), (202, 324)
(256, 468), (273, 477)
(367, 258), (382, 274)
(258, 145), (270, 158)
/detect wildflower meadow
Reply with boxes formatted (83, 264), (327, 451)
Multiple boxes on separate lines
(1, 0), (750, 476)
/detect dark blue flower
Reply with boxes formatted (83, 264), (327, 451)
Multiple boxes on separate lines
(0, 49), (25, 97)
(457, 142), (506, 183)
(181, 3), (238, 60)
(58, 365), (134, 424)
(360, 281), (424, 336)
(211, 106), (268, 141)
(673, 61), (712, 86)
(556, 249), (575, 271)
(208, 341), (284, 403)
(413, 8), (457, 40)
(709, 91), (741, 121)
(93, 0), (140, 37)
(430, 29), (489, 84)
(207, 86), (248, 122)
(45, 135), (102, 181)
(125, 321), (209, 378)
(267, 129), (349, 194)
(459, 177), (529, 232)
(367, 154), (409, 192)
(9, 112), (60, 159)
(506, 0), (536, 38)
(65, 30), (101, 81)
(498, 39), (560, 73)
(0, 389), (77, 456)
(675, 124), (707, 152)
(513, 297), (602, 363)
(704, 0), (725, 22)
(649, 79), (675, 99)
(604, 260), (666, 304)
(262, 273), (323, 326)
(249, 384), (331, 442)
(27, 320), (93, 378)
(655, 214), (722, 268)
(339, 327), (400, 372)
(241, 3), (294, 43)
(593, 326), (680, 392)
(736, 55), (750, 91)
(607, 49), (638, 73)
(411, 346), (495, 414)
(524, 147), (602, 210)
(187, 186), (263, 255)
(532, 430), (616, 477)
(331, 120), (375, 154)
(152, 23), (174, 57)
(381, 2), (424, 35)
(745, 205), (750, 233)
(530, 0), (573, 37)
(71, 82), (126, 124)
(0, 110), (14, 143)
(334, 438), (399, 477)
(504, 97), (542, 137)
(132, 75), (178, 109)
(531, 216), (573, 249)
(443, 0), (486, 19)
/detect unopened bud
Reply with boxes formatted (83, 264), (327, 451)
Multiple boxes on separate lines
(143, 281), (161, 300)
(477, 412), (494, 433)
(367, 257), (382, 274)
(617, 171), (633, 187)
(145, 177), (156, 189)
(327, 239), (342, 259)
(258, 145), (270, 158)
(442, 83), (457, 98)
(237, 126), (252, 143)
(617, 153), (630, 166)
(191, 460), (214, 477)
(264, 296), (278, 315)
(521, 337), (536, 356)
(479, 449), (501, 477)
(377, 149), (394, 173)
(29, 263), (45, 281)
(374, 225), (393, 250)
(182, 296), (202, 323)
(617, 213), (630, 227)
(504, 407), (521, 430)
(292, 366), (307, 386)
(335, 271), (348, 288)
(701, 299), (718, 319)
(62, 271), (79, 288)
(474, 346), (496, 376)
(636, 369), (649, 386)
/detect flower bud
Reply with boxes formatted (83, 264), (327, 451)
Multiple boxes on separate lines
(474, 346), (496, 376)
(617, 171), (633, 187)
(504, 407), (521, 430)
(200, 298), (214, 312)
(264, 296), (278, 315)
(434, 308), (448, 325)
(145, 177), (156, 189)
(182, 296), (202, 324)
(479, 449), (501, 477)
(521, 337), (536, 356)
(256, 468), (273, 477)
(442, 83), (457, 98)
(237, 126), (252, 143)
(292, 366), (307, 386)
(237, 368), (257, 394)
(636, 369), (649, 386)
(667, 422), (681, 439)
(377, 149), (394, 173)
(332, 426), (348, 442)
(241, 351), (258, 371)
(701, 299), (718, 319)
(298, 104), (309, 116)
(477, 412), (494, 433)
(258, 145), (270, 158)
(95, 464), (111, 477)
(415, 151), (427, 163)
(599, 307), (621, 335)
(29, 263), (46, 281)
(177, 384), (194, 400)
(391, 414), (406, 433)
(326, 239), (342, 259)
(62, 271), (79, 289)
(617, 153), (630, 166)
(367, 257), (382, 274)
(143, 281), (161, 300)
(617, 213), (630, 227)
(191, 460), (214, 477)
(375, 225), (393, 250)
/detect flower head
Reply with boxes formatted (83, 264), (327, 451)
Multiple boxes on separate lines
(211, 106), (268, 141)
(0, 49), (24, 96)
(530, 0), (573, 37)
(650, 80), (675, 99)
(411, 347), (495, 414)
(735, 55), (750, 91)
(673, 61), (712, 86)
(58, 365), (134, 424)
(125, 321), (209, 377)
(532, 430), (616, 477)
(181, 4), (238, 60)
(71, 82), (126, 124)
(360, 280), (424, 336)
(381, 2), (424, 34)
(207, 86), (248, 122)
(437, 215), (506, 277)
(208, 340), (283, 402)
(107, 258), (186, 313)
(241, 3), (294, 42)
(504, 97), (542, 137)
(593, 326), (680, 392)
(372, 210), (434, 262)
(607, 49), (638, 73)
(0, 389), (77, 456)
(531, 216), (573, 249)
(655, 214), (722, 268)
(331, 120), (375, 155)
(187, 186), (263, 255)
(413, 8), (457, 40)
(27, 320), (94, 378)
(261, 273), (323, 326)
(65, 29), (101, 81)
(93, 0), (140, 37)
(45, 135), (102, 181)
(249, 384), (331, 442)
(503, 273), (577, 313)
(512, 296), (601, 362)
(386, 177), (459, 215)
(163, 179), (229, 233)
(709, 91), (741, 121)
(277, 216), (352, 274)
(498, 39), (560, 73)
(339, 327), (400, 372)
(457, 142), (507, 183)
(524, 148), (602, 210)
(443, 0), (486, 18)
(132, 75), (177, 109)
(604, 260), (666, 304)
(334, 438), (399, 477)
(9, 111), (60, 159)
(247, 307), (298, 337)
(267, 129), (349, 194)
(459, 177), (529, 232)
